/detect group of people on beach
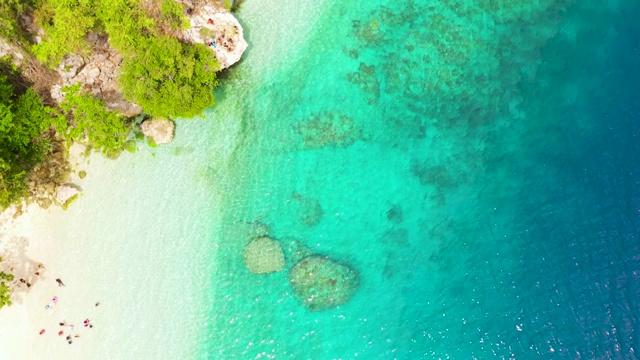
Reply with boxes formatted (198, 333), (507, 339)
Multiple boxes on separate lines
(37, 275), (100, 345)
(14, 262), (45, 289)
(204, 18), (239, 53)
(54, 318), (94, 344)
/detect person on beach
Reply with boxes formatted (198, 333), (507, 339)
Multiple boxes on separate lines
(95, 302), (100, 307)
(39, 329), (45, 335)
(59, 322), (65, 326)
(207, 18), (214, 25)
(56, 278), (65, 287)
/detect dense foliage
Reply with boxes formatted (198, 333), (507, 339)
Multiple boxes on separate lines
(0, 267), (13, 310)
(0, 0), (31, 40)
(59, 84), (130, 156)
(96, 0), (157, 55)
(120, 37), (219, 118)
(32, 0), (97, 66)
(33, 0), (221, 118)
(0, 74), (58, 208)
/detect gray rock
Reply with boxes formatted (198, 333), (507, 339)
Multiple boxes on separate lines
(55, 183), (80, 205)
(58, 54), (84, 79)
(140, 118), (175, 144)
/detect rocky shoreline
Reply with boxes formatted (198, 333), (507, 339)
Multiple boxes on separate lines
(0, 1), (247, 213)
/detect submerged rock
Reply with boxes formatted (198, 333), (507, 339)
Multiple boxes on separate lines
(140, 118), (175, 144)
(289, 255), (359, 311)
(293, 111), (363, 149)
(292, 192), (324, 226)
(243, 237), (285, 274)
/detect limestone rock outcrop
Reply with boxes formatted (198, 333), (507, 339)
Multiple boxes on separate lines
(140, 118), (175, 144)
(243, 237), (285, 274)
(289, 255), (359, 311)
(55, 183), (80, 205)
(182, 3), (248, 69)
(51, 34), (142, 118)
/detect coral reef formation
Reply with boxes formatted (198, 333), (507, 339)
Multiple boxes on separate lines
(292, 192), (324, 226)
(386, 204), (403, 224)
(243, 236), (285, 274)
(289, 255), (359, 311)
(347, 0), (572, 133)
(293, 111), (363, 149)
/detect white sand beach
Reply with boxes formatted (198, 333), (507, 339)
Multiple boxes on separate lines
(0, 136), (223, 359)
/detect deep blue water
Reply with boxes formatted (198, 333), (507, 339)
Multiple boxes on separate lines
(201, 0), (640, 357)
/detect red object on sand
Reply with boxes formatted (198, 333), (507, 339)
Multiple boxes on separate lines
(207, 19), (214, 24)
(58, 331), (63, 336)
(39, 329), (45, 335)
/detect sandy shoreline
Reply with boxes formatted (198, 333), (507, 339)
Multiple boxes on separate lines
(0, 135), (220, 359)
(0, 181), (106, 358)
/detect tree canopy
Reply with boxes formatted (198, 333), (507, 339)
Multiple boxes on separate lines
(119, 36), (220, 118)
(0, 74), (58, 208)
(59, 84), (130, 156)
(0, 269), (13, 310)
(31, 0), (221, 118)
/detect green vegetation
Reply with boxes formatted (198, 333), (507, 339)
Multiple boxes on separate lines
(160, 0), (191, 30)
(32, 0), (220, 118)
(0, 73), (59, 208)
(119, 36), (219, 118)
(59, 84), (130, 156)
(123, 139), (137, 153)
(0, 268), (13, 310)
(61, 193), (79, 210)
(32, 0), (97, 66)
(0, 0), (33, 40)
(96, 0), (157, 55)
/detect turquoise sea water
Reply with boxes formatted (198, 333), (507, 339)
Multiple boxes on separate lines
(180, 0), (640, 358)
